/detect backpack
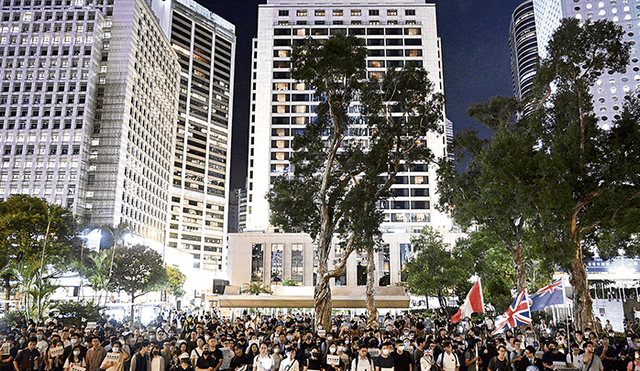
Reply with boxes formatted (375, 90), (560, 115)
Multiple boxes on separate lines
(354, 356), (374, 371)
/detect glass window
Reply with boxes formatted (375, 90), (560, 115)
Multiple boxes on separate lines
(251, 243), (264, 281)
(271, 243), (283, 284)
(291, 243), (304, 283)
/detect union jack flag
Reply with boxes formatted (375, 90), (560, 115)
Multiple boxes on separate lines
(491, 290), (531, 336)
(530, 278), (565, 312)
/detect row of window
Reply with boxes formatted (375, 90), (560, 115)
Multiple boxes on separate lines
(1, 10), (99, 23)
(3, 144), (80, 155)
(277, 20), (418, 26)
(2, 57), (93, 69)
(274, 27), (422, 36)
(0, 119), (83, 130)
(279, 9), (417, 17)
(273, 37), (422, 46)
(0, 23), (96, 34)
(380, 200), (431, 210)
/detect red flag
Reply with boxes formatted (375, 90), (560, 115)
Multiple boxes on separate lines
(451, 279), (484, 323)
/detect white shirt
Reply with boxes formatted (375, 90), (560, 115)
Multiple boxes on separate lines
(438, 352), (459, 371)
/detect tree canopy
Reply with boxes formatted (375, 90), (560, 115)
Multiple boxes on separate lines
(268, 34), (445, 329)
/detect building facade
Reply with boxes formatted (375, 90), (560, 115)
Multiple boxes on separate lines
(0, 0), (179, 245)
(509, 0), (538, 101)
(87, 0), (180, 240)
(245, 0), (452, 235)
(151, 0), (236, 275)
(0, 3), (105, 213)
(234, 0), (458, 291)
(528, 0), (640, 127)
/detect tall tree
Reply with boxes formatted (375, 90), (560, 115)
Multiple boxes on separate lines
(268, 34), (444, 330)
(528, 18), (633, 330)
(110, 244), (167, 321)
(436, 96), (541, 293)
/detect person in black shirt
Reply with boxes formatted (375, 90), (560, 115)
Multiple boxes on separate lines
(392, 342), (413, 371)
(177, 355), (194, 371)
(14, 338), (41, 371)
(1, 336), (19, 371)
(229, 346), (251, 371)
(376, 343), (395, 371)
(195, 348), (217, 371)
(304, 348), (323, 371)
(130, 342), (150, 371)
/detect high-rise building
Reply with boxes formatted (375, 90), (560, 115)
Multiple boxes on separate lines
(0, 0), (180, 245)
(509, 0), (538, 101)
(150, 0), (236, 275)
(88, 0), (180, 241)
(245, 0), (452, 234)
(528, 0), (639, 127)
(0, 6), (105, 213)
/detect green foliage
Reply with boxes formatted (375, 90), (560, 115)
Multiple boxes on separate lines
(242, 281), (273, 295)
(0, 196), (77, 311)
(0, 310), (25, 328)
(53, 301), (104, 327)
(268, 34), (445, 329)
(282, 278), (299, 287)
(403, 227), (472, 312)
(110, 244), (167, 301)
(162, 266), (186, 297)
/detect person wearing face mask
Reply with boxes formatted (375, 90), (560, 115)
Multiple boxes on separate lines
(195, 346), (216, 371)
(150, 347), (165, 371)
(377, 343), (395, 371)
(392, 341), (412, 371)
(325, 344), (343, 371)
(542, 341), (565, 371)
(63, 346), (86, 371)
(279, 349), (299, 371)
(271, 346), (282, 371)
(100, 341), (129, 371)
(303, 347), (322, 371)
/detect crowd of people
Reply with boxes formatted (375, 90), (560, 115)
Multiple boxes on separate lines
(2, 311), (640, 371)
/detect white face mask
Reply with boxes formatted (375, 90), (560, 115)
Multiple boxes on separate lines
(71, 339), (78, 344)
(113, 347), (120, 353)
(397, 346), (404, 352)
(73, 351), (81, 356)
(382, 349), (391, 356)
(330, 347), (336, 354)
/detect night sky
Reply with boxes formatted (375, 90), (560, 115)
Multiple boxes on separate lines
(196, 0), (528, 190)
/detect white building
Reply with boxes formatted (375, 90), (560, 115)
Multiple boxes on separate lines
(246, 0), (451, 234)
(530, 0), (640, 127)
(0, 0), (181, 244)
(230, 0), (460, 297)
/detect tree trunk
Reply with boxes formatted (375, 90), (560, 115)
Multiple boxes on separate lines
(4, 276), (10, 312)
(513, 242), (527, 293)
(569, 243), (594, 331)
(314, 274), (332, 331)
(366, 244), (378, 330)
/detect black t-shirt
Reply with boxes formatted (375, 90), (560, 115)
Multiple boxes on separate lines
(196, 356), (218, 370)
(376, 356), (395, 369)
(392, 351), (413, 371)
(15, 348), (40, 371)
(488, 357), (509, 371)
(1, 346), (18, 361)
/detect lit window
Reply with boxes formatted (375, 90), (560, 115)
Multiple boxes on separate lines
(296, 9), (307, 16)
(387, 9), (398, 16)
(351, 9), (361, 16)
(333, 9), (343, 16)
